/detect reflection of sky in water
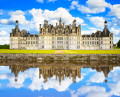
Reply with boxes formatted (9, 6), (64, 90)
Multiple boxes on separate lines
(0, 66), (120, 97)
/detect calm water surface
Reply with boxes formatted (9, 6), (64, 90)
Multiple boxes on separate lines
(0, 60), (120, 97)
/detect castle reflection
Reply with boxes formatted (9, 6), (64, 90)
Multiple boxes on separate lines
(0, 60), (119, 84)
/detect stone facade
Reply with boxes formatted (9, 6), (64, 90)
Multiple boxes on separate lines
(10, 18), (113, 50)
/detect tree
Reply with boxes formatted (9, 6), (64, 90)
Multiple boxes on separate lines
(117, 40), (120, 48)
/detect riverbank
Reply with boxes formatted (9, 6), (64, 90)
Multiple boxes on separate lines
(0, 53), (120, 61)
(0, 49), (120, 54)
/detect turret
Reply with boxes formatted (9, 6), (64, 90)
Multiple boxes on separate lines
(39, 24), (41, 34)
(44, 20), (48, 26)
(73, 20), (76, 27)
(72, 20), (76, 33)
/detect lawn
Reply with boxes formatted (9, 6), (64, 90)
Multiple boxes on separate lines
(0, 49), (120, 54)
(63, 50), (120, 54)
(0, 49), (57, 54)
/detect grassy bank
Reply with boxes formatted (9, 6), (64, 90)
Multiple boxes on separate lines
(0, 49), (57, 54)
(63, 50), (120, 54)
(0, 49), (120, 54)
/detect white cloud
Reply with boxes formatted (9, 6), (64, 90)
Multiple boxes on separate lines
(110, 27), (120, 35)
(70, 0), (111, 14)
(37, 0), (44, 3)
(86, 0), (111, 8)
(108, 4), (120, 19)
(0, 10), (29, 25)
(70, 1), (79, 10)
(109, 81), (120, 96)
(0, 36), (9, 45)
(88, 72), (105, 83)
(109, 67), (120, 82)
(9, 10), (25, 15)
(88, 16), (105, 28)
(0, 30), (7, 36)
(71, 86), (111, 97)
(48, 0), (57, 3)
(29, 7), (84, 31)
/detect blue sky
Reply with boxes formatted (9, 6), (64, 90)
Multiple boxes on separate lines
(0, 0), (120, 44)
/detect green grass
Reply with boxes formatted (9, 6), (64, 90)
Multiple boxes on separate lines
(63, 50), (120, 54)
(113, 47), (120, 50)
(0, 49), (120, 54)
(0, 49), (57, 54)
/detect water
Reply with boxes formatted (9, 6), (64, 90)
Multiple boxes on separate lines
(0, 60), (120, 97)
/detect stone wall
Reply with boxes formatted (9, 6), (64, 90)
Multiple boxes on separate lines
(0, 53), (120, 61)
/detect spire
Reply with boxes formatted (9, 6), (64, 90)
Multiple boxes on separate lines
(104, 20), (107, 28)
(15, 20), (19, 28)
(73, 19), (76, 27)
(59, 17), (62, 25)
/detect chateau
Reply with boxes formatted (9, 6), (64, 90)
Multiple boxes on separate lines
(10, 18), (113, 50)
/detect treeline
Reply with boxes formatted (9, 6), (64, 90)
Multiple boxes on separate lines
(0, 44), (10, 49)
(117, 40), (120, 48)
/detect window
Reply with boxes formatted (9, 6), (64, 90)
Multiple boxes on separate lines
(42, 45), (44, 49)
(57, 37), (63, 40)
(97, 41), (98, 44)
(33, 41), (35, 44)
(36, 41), (38, 44)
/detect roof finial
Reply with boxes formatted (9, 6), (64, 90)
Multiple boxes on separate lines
(15, 20), (19, 28)
(104, 20), (107, 28)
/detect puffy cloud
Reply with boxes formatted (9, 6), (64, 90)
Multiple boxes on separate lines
(88, 17), (105, 28)
(0, 36), (9, 45)
(88, 72), (105, 83)
(37, 0), (44, 3)
(70, 1), (79, 10)
(0, 30), (7, 36)
(108, 4), (120, 19)
(70, 86), (111, 97)
(110, 27), (120, 35)
(9, 10), (25, 15)
(0, 10), (29, 25)
(70, 0), (111, 14)
(86, 0), (111, 8)
(29, 7), (84, 31)
(109, 67), (120, 82)
(109, 81), (120, 96)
